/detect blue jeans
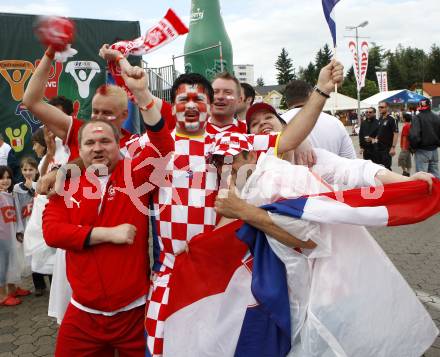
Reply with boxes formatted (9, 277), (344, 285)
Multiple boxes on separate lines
(415, 149), (439, 178)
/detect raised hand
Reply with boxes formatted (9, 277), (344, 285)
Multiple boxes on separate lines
(317, 59), (344, 94)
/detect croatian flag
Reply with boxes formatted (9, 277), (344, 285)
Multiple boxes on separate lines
(161, 179), (440, 356)
(322, 0), (340, 47)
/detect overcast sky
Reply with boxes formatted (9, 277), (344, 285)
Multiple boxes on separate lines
(1, 0), (438, 84)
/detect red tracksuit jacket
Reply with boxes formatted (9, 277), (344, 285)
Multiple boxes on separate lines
(43, 124), (174, 312)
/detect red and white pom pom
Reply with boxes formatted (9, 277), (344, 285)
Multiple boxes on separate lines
(34, 16), (75, 52)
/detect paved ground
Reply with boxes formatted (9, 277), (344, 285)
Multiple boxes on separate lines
(0, 130), (439, 356)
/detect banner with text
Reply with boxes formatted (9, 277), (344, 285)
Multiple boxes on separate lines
(376, 71), (388, 92)
(348, 40), (369, 91)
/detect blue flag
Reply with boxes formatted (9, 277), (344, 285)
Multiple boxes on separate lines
(322, 0), (340, 47)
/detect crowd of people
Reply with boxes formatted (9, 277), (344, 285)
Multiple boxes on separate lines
(358, 99), (440, 177)
(0, 39), (439, 357)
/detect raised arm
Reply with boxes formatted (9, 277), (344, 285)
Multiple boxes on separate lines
(277, 60), (343, 154)
(98, 45), (164, 111)
(22, 46), (71, 140)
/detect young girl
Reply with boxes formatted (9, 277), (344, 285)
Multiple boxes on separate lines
(13, 157), (49, 296)
(0, 166), (29, 306)
(23, 128), (56, 297)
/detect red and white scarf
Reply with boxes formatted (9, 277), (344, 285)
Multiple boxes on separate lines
(108, 9), (189, 100)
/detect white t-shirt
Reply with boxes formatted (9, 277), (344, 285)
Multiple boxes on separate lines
(0, 142), (12, 166)
(282, 108), (356, 159)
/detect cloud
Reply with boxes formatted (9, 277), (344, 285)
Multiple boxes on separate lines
(1, 0), (438, 86)
(0, 0), (70, 16)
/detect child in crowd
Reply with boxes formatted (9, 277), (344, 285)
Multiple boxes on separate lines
(13, 156), (50, 296)
(22, 128), (56, 297)
(0, 166), (30, 306)
(398, 113), (413, 176)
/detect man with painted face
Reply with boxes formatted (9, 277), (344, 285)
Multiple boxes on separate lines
(141, 59), (344, 356)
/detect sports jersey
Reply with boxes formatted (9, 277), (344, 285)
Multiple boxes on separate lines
(145, 130), (278, 357)
(43, 121), (173, 312)
(205, 117), (247, 135)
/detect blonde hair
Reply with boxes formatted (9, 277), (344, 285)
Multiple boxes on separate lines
(94, 84), (128, 111)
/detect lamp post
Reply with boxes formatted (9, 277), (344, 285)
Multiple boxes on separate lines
(346, 21), (369, 125)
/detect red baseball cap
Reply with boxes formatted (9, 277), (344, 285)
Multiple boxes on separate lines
(246, 102), (284, 129)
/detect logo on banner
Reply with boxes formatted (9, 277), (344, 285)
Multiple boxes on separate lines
(5, 124), (28, 152)
(35, 59), (64, 99)
(1, 206), (16, 224)
(0, 60), (34, 101)
(15, 103), (41, 132)
(348, 40), (369, 90)
(376, 71), (388, 92)
(65, 61), (101, 98)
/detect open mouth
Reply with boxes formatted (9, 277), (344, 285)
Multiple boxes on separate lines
(185, 110), (199, 121)
(260, 127), (273, 134)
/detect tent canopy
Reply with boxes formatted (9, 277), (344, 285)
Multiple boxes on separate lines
(323, 92), (369, 112)
(364, 90), (428, 106)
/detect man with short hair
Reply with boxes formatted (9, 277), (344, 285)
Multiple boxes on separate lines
(409, 99), (440, 178)
(140, 61), (344, 356)
(376, 101), (399, 170)
(42, 115), (173, 356)
(359, 107), (380, 162)
(235, 82), (255, 122)
(207, 72), (247, 134)
(281, 79), (356, 159)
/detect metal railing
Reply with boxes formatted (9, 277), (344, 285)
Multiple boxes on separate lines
(142, 60), (175, 103)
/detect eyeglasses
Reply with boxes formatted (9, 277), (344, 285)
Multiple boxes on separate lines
(378, 106), (386, 109)
(366, 111), (374, 114)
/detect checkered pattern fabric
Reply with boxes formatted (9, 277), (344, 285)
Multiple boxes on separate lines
(205, 118), (247, 135)
(210, 132), (254, 158)
(146, 131), (279, 357)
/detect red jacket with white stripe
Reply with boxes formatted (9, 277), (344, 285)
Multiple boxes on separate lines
(43, 123), (174, 312)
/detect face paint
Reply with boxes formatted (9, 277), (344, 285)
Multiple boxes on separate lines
(172, 84), (210, 133)
(92, 126), (105, 134)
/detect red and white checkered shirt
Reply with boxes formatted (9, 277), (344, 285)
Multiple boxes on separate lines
(145, 130), (279, 357)
(205, 117), (247, 135)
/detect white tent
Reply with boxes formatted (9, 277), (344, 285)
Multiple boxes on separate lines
(323, 92), (370, 112)
(362, 90), (405, 106)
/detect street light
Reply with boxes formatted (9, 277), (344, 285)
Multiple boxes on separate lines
(346, 20), (369, 125)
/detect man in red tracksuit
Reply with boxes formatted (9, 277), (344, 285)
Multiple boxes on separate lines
(43, 116), (173, 356)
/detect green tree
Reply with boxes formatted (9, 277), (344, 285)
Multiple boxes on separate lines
(360, 79), (379, 100)
(256, 76), (265, 86)
(387, 53), (405, 89)
(315, 44), (333, 73)
(425, 44), (440, 83)
(366, 43), (384, 82)
(298, 62), (317, 85)
(275, 48), (296, 85)
(339, 66), (357, 98)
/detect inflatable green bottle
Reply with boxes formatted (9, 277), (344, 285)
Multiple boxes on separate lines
(184, 0), (234, 80)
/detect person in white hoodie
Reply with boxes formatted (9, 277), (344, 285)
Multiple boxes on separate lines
(212, 132), (438, 357)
